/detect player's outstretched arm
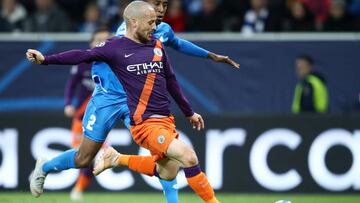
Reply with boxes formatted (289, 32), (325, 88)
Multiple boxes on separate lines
(168, 30), (240, 68)
(26, 49), (45, 64)
(26, 48), (95, 65)
(26, 39), (113, 66)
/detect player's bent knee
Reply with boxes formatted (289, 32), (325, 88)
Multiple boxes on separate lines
(159, 172), (177, 181)
(158, 165), (178, 180)
(182, 149), (198, 167)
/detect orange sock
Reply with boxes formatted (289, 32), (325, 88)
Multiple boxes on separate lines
(74, 173), (91, 192)
(117, 154), (130, 166)
(187, 172), (219, 203)
(117, 155), (156, 176)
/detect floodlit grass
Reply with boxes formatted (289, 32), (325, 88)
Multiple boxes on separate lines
(0, 192), (359, 203)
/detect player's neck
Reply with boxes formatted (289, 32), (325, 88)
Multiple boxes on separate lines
(125, 32), (149, 45)
(125, 34), (142, 44)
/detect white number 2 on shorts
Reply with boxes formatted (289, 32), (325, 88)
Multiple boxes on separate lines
(86, 114), (96, 131)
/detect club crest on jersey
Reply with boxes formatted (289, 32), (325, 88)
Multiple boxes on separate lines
(154, 47), (163, 57)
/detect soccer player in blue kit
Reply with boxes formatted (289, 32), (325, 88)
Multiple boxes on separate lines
(28, 0), (239, 202)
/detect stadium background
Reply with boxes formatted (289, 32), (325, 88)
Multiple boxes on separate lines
(1, 0), (360, 202)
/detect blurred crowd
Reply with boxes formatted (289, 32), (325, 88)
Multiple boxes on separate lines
(0, 0), (359, 33)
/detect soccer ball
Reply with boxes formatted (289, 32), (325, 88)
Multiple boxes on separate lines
(275, 200), (292, 203)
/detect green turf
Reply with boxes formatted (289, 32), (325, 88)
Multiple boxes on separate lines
(0, 192), (359, 203)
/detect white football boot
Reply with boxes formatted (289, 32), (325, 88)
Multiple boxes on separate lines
(93, 147), (120, 176)
(30, 158), (47, 197)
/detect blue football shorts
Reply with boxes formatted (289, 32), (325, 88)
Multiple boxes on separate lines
(82, 86), (130, 143)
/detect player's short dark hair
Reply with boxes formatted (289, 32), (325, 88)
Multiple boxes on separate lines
(297, 54), (314, 65)
(90, 27), (111, 43)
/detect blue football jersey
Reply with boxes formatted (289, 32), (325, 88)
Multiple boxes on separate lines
(91, 61), (125, 97)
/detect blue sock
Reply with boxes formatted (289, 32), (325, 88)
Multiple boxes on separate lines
(42, 149), (77, 173)
(158, 178), (179, 203)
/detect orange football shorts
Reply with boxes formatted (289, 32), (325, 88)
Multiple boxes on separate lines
(130, 115), (178, 160)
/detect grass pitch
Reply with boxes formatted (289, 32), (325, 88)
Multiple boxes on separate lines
(0, 192), (359, 203)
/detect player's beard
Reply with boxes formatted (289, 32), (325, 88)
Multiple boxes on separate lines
(136, 29), (151, 44)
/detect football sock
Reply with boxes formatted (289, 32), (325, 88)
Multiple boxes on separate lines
(158, 178), (179, 203)
(105, 153), (217, 202)
(117, 154), (179, 203)
(184, 165), (219, 203)
(42, 149), (77, 173)
(117, 155), (156, 176)
(117, 154), (130, 166)
(74, 166), (93, 192)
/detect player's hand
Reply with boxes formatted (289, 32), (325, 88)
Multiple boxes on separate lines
(64, 105), (76, 118)
(187, 112), (204, 131)
(26, 49), (45, 64)
(208, 52), (240, 69)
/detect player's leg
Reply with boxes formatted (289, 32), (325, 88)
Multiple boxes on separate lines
(30, 135), (102, 197)
(70, 117), (86, 196)
(68, 95), (126, 200)
(155, 159), (180, 203)
(119, 106), (180, 203)
(42, 137), (101, 171)
(93, 135), (218, 203)
(30, 99), (103, 197)
(70, 116), (93, 201)
(94, 148), (180, 203)
(94, 147), (155, 175)
(166, 139), (219, 203)
(42, 97), (104, 172)
(30, 134), (102, 195)
(133, 117), (218, 203)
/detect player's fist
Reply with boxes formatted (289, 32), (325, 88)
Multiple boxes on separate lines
(64, 105), (76, 118)
(187, 112), (205, 131)
(26, 49), (45, 64)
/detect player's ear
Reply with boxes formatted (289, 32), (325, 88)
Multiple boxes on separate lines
(130, 18), (138, 29)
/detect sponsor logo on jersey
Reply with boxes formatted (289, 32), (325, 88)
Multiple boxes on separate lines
(127, 62), (163, 75)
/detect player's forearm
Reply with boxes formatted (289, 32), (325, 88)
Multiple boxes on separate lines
(207, 52), (217, 60)
(167, 76), (194, 117)
(44, 50), (96, 65)
(172, 38), (209, 58)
